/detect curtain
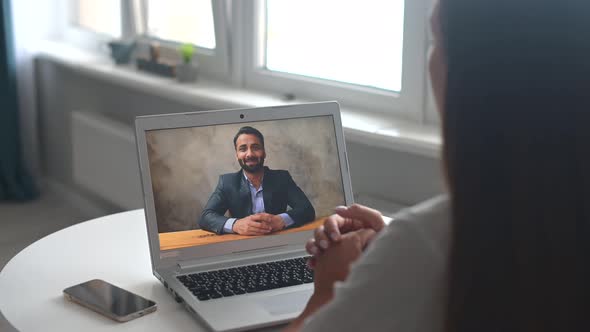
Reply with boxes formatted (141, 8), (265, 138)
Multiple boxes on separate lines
(0, 0), (37, 201)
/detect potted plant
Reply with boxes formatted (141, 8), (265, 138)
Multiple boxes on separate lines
(176, 43), (198, 82)
(107, 40), (136, 65)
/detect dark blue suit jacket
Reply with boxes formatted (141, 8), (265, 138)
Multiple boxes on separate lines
(199, 167), (315, 234)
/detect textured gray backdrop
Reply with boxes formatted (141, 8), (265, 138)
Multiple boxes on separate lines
(146, 116), (345, 233)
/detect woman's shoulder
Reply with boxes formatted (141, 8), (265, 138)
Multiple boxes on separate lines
(383, 195), (451, 258)
(394, 194), (450, 226)
(354, 194), (451, 279)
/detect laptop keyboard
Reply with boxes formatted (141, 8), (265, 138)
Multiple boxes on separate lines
(177, 257), (313, 301)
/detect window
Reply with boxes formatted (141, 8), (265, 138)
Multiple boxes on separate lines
(73, 0), (122, 38)
(62, 0), (432, 123)
(65, 0), (125, 51)
(141, 0), (230, 80)
(242, 0), (429, 121)
(146, 0), (216, 49)
(265, 1), (404, 92)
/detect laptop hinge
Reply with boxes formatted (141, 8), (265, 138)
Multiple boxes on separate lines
(176, 244), (298, 271)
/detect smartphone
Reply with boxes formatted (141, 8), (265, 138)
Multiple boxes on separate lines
(63, 279), (157, 322)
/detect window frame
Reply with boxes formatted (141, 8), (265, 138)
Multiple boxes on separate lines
(63, 0), (127, 52)
(138, 0), (231, 81)
(240, 0), (430, 122)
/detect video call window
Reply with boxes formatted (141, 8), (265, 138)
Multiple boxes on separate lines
(145, 116), (346, 251)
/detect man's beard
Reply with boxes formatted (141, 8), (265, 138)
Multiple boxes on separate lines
(239, 157), (265, 173)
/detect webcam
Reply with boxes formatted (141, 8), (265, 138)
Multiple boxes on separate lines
(240, 114), (244, 119)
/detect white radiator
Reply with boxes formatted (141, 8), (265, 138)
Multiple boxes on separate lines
(71, 111), (143, 210)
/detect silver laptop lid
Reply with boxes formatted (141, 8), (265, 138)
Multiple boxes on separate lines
(135, 102), (353, 271)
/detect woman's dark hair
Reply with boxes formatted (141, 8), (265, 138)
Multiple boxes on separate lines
(233, 126), (265, 149)
(441, 0), (590, 331)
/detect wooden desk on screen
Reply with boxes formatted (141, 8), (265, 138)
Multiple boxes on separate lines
(159, 218), (325, 250)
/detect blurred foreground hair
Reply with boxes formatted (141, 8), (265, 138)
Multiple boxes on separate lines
(441, 0), (590, 331)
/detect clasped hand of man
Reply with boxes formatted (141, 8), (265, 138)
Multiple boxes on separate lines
(232, 213), (286, 235)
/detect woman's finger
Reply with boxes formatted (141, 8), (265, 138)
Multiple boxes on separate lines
(314, 225), (331, 250)
(354, 228), (378, 249)
(306, 256), (316, 270)
(305, 238), (320, 256)
(322, 214), (347, 243)
(335, 204), (385, 232)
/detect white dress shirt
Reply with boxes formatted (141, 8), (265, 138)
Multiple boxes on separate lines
(222, 173), (295, 233)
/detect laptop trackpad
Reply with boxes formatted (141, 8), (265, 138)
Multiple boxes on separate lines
(257, 289), (313, 316)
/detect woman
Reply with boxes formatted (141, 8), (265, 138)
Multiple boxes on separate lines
(287, 0), (590, 331)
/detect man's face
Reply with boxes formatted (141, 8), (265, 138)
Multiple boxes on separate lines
(235, 134), (266, 173)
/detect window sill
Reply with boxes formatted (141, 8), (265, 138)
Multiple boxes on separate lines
(36, 40), (442, 159)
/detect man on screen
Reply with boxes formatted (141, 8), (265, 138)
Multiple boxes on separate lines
(199, 126), (315, 235)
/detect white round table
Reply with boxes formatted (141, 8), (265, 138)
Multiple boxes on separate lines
(0, 210), (282, 331)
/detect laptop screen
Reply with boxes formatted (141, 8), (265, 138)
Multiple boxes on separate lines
(145, 115), (346, 251)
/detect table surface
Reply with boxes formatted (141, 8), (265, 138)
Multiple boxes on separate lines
(159, 218), (325, 250)
(0, 210), (287, 331)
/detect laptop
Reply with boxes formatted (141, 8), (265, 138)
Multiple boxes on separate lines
(135, 101), (354, 331)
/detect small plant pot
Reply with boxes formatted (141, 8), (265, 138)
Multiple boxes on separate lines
(176, 63), (198, 83)
(107, 41), (136, 65)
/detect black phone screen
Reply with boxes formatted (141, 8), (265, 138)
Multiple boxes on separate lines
(64, 279), (156, 317)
